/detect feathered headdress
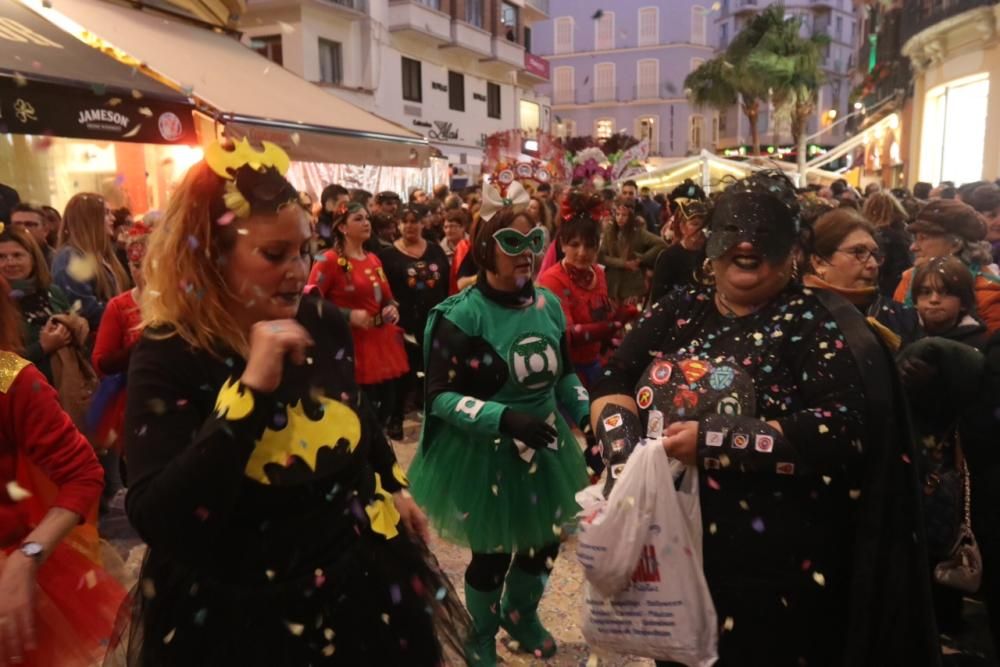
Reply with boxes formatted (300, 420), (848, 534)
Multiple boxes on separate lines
(559, 190), (605, 223)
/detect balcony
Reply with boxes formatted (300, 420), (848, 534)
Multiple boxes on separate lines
(900, 0), (999, 45)
(441, 19), (493, 57)
(388, 0), (452, 43)
(488, 36), (525, 67)
(322, 0), (367, 11)
(733, 0), (759, 15)
(553, 84), (679, 106)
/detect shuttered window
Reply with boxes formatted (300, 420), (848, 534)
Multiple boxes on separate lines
(638, 7), (658, 47)
(554, 17), (573, 54)
(637, 59), (658, 99)
(595, 11), (614, 50)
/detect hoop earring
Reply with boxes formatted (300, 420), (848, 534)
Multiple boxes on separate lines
(791, 258), (800, 282)
(700, 257), (715, 285)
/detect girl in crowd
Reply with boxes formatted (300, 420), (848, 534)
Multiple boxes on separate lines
(806, 208), (921, 349)
(0, 277), (124, 667)
(650, 198), (709, 303)
(591, 172), (938, 665)
(527, 196), (554, 243)
(308, 202), (409, 428)
(51, 193), (130, 334)
(0, 228), (70, 382)
(378, 206), (451, 440)
(913, 256), (987, 348)
(862, 191), (913, 299)
(409, 190), (590, 665)
(895, 199), (1000, 333)
(119, 141), (466, 665)
(440, 209), (469, 260)
(598, 198), (665, 304)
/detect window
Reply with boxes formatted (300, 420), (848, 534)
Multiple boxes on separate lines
(251, 34), (282, 66)
(466, 0), (484, 28)
(712, 114), (719, 144)
(719, 110), (728, 133)
(556, 119), (577, 139)
(554, 17), (573, 55)
(524, 26), (532, 53)
(594, 62), (615, 102)
(553, 66), (574, 105)
(595, 118), (614, 140)
(520, 100), (540, 131)
(418, 0), (441, 7)
(636, 115), (659, 154)
(638, 7), (658, 47)
(402, 57), (422, 103)
(920, 74), (990, 185)
(835, 16), (843, 42)
(595, 11), (614, 50)
(637, 59), (658, 99)
(449, 71), (465, 111)
(501, 2), (519, 42)
(690, 57), (704, 73)
(689, 114), (704, 151)
(719, 22), (728, 48)
(487, 82), (501, 119)
(318, 38), (342, 85)
(691, 6), (707, 45)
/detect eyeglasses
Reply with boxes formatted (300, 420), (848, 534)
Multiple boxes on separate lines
(493, 228), (546, 256)
(836, 246), (885, 265)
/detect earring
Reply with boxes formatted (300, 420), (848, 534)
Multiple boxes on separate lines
(791, 258), (800, 282)
(700, 257), (715, 285)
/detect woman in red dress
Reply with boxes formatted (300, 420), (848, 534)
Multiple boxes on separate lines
(0, 277), (124, 667)
(308, 203), (409, 426)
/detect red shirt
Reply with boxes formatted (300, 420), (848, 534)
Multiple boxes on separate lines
(0, 353), (103, 537)
(92, 289), (143, 377)
(538, 262), (616, 365)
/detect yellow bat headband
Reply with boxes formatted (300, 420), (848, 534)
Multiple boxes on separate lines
(204, 138), (291, 180)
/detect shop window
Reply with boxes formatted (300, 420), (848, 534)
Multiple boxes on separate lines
(402, 57), (422, 103)
(638, 7), (659, 47)
(595, 12), (614, 50)
(318, 39), (342, 85)
(595, 118), (614, 140)
(466, 0), (484, 28)
(251, 34), (282, 66)
(553, 66), (574, 105)
(636, 115), (659, 154)
(691, 6), (707, 46)
(449, 71), (465, 111)
(520, 100), (540, 131)
(557, 118), (577, 139)
(487, 82), (501, 119)
(920, 75), (990, 186)
(554, 17), (573, 54)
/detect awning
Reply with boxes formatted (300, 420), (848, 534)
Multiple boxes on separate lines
(31, 0), (432, 167)
(0, 0), (196, 143)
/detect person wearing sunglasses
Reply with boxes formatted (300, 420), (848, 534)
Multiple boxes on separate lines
(409, 185), (590, 665)
(805, 208), (921, 349)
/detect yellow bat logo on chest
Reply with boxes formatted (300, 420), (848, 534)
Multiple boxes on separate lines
(245, 396), (361, 485)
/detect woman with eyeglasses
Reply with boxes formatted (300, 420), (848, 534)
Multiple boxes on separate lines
(806, 208), (921, 349)
(378, 206), (450, 440)
(409, 190), (590, 665)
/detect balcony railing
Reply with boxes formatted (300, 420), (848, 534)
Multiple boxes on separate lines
(900, 0), (999, 44)
(552, 85), (679, 105)
(325, 0), (367, 10)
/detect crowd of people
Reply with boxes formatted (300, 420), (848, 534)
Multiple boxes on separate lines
(2, 137), (1000, 667)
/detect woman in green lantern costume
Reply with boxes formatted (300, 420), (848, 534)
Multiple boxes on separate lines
(409, 184), (590, 665)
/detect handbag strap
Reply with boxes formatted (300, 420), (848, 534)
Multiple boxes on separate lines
(955, 431), (973, 530)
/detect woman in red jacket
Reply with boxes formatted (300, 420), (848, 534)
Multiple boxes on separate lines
(538, 192), (636, 389)
(308, 202), (409, 428)
(0, 277), (123, 667)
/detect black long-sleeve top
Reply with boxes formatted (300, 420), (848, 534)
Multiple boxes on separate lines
(593, 284), (871, 663)
(124, 296), (405, 585)
(649, 243), (704, 303)
(378, 242), (450, 339)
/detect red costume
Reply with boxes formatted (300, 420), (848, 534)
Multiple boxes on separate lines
(308, 250), (409, 385)
(90, 289), (143, 451)
(0, 352), (125, 667)
(538, 261), (621, 366)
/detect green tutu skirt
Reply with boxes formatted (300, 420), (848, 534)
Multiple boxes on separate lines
(409, 421), (588, 554)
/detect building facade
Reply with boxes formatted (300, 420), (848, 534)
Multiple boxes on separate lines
(902, 0), (1000, 186)
(240, 0), (552, 182)
(532, 0), (717, 157)
(714, 0), (860, 154)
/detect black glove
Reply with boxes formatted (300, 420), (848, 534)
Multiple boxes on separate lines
(595, 405), (643, 497)
(500, 409), (558, 450)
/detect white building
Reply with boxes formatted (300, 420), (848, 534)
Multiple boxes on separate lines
(240, 0), (553, 186)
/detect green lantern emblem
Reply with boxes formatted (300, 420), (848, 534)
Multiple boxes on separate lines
(508, 333), (560, 389)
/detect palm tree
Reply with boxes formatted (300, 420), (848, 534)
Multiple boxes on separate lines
(748, 12), (830, 179)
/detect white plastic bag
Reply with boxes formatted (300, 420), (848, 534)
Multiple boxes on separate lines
(577, 441), (718, 666)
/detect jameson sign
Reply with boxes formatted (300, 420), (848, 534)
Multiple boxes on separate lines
(0, 78), (196, 144)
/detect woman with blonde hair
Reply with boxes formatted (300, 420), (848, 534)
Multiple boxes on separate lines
(862, 191), (912, 298)
(119, 141), (466, 665)
(51, 193), (129, 332)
